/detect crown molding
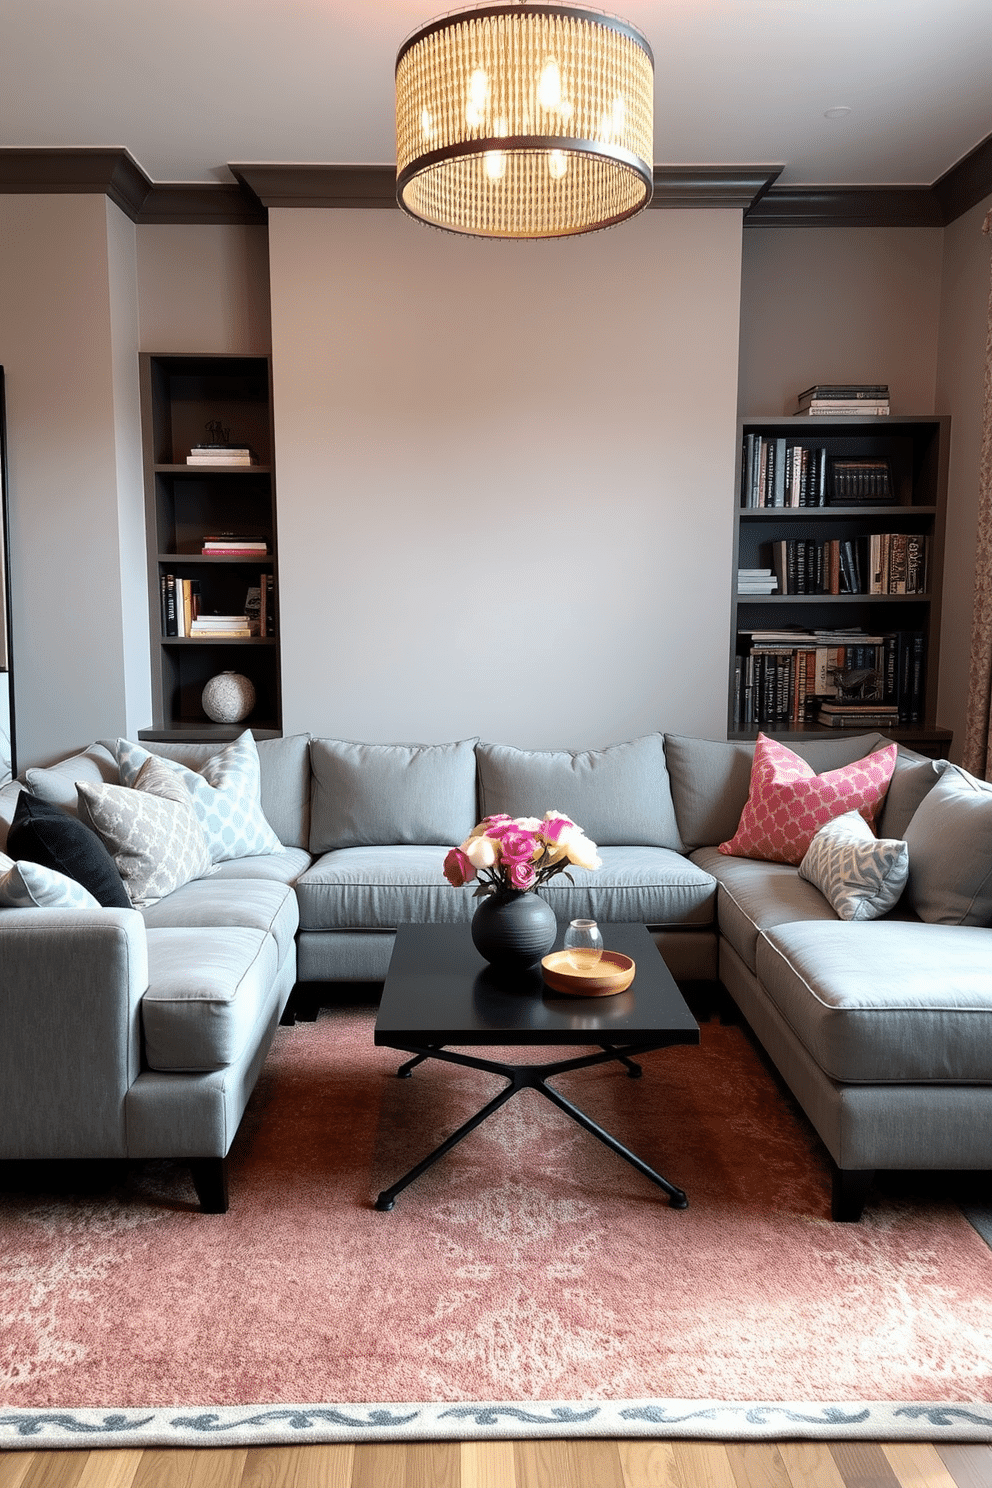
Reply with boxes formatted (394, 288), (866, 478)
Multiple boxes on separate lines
(0, 148), (152, 219)
(744, 184), (945, 228)
(230, 163), (396, 208)
(649, 165), (781, 209)
(934, 131), (992, 224)
(2, 140), (990, 227)
(229, 162), (784, 211)
(137, 182), (266, 225)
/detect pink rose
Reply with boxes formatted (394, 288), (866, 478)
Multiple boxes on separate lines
(540, 815), (573, 844)
(495, 829), (538, 863)
(442, 847), (476, 887)
(508, 859), (537, 890)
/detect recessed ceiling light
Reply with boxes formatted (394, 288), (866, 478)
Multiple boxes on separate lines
(824, 106), (852, 119)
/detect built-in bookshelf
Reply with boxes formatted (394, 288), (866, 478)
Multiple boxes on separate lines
(729, 414), (951, 758)
(139, 354), (282, 741)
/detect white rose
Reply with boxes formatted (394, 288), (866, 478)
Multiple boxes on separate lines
(514, 816), (543, 831)
(462, 834), (497, 869)
(564, 830), (601, 871)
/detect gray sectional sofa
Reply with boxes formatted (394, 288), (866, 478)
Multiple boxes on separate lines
(1, 727), (988, 1221)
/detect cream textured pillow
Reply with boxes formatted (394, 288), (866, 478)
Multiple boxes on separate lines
(115, 731), (282, 863)
(798, 810), (909, 922)
(0, 850), (102, 910)
(76, 781), (213, 907)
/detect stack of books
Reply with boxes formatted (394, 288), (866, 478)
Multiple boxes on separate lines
(737, 567), (778, 594)
(817, 701), (900, 729)
(190, 614), (256, 639)
(201, 535), (268, 556)
(187, 445), (256, 466)
(795, 384), (890, 416)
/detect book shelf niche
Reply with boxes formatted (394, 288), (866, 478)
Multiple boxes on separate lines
(139, 354), (282, 741)
(730, 414), (951, 758)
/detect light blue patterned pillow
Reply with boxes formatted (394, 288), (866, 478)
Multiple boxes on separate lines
(115, 731), (283, 864)
(798, 810), (909, 922)
(0, 850), (102, 909)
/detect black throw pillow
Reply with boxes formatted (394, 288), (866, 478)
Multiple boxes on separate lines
(8, 791), (130, 908)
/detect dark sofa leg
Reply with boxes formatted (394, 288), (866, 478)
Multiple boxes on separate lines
(190, 1157), (229, 1213)
(831, 1165), (874, 1222)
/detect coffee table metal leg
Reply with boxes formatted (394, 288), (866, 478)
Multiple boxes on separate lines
(375, 1079), (518, 1211)
(395, 1053), (428, 1079)
(602, 1044), (642, 1078)
(537, 1081), (688, 1208)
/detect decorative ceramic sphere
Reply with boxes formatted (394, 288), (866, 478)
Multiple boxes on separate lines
(201, 671), (256, 724)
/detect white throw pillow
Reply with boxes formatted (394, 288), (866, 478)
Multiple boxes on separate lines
(798, 810), (909, 922)
(77, 781), (213, 907)
(0, 850), (102, 910)
(115, 731), (283, 864)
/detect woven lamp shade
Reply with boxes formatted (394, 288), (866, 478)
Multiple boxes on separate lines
(396, 4), (654, 238)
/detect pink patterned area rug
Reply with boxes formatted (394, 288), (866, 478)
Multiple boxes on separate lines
(3, 1003), (992, 1450)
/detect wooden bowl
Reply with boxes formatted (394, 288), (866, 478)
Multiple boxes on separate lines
(540, 949), (636, 998)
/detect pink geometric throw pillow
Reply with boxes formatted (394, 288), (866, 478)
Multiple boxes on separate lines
(718, 733), (898, 865)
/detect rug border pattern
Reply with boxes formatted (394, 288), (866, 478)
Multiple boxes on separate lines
(3, 1399), (992, 1450)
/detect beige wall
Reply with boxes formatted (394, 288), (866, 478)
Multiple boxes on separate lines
(1, 203), (985, 765)
(267, 207), (743, 748)
(934, 193), (992, 764)
(0, 194), (145, 766)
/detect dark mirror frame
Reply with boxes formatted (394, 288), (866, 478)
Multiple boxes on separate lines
(0, 367), (16, 784)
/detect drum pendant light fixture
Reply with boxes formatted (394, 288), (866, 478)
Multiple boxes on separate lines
(395, 3), (654, 239)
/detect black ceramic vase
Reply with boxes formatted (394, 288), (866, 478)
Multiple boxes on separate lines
(471, 889), (558, 970)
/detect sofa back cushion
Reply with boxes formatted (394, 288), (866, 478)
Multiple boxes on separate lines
(902, 763), (992, 925)
(475, 734), (683, 849)
(664, 731), (892, 850)
(309, 738), (479, 852)
(23, 743), (121, 818)
(117, 733), (311, 850)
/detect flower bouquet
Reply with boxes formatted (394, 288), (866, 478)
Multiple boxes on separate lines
(445, 812), (602, 969)
(443, 812), (601, 895)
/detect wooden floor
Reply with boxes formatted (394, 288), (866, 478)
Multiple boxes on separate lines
(2, 1439), (992, 1488)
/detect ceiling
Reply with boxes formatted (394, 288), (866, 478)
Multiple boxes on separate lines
(2, 1), (991, 191)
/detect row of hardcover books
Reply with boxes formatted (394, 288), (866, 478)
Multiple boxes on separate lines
(768, 532), (930, 595)
(733, 628), (926, 730)
(742, 436), (828, 508)
(161, 573), (276, 638)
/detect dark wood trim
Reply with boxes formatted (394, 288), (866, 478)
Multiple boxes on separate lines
(648, 166), (782, 210)
(2, 138), (990, 226)
(934, 131), (992, 224)
(0, 147), (151, 219)
(744, 184), (945, 228)
(137, 183), (266, 225)
(231, 164), (397, 209)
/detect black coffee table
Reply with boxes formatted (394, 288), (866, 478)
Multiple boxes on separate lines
(373, 921), (699, 1211)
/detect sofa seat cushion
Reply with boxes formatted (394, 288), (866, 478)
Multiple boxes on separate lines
(142, 927), (278, 1072)
(140, 879), (299, 965)
(208, 846), (312, 885)
(296, 844), (715, 932)
(693, 845), (839, 972)
(296, 846), (474, 930)
(757, 921), (992, 1084)
(540, 846), (715, 927)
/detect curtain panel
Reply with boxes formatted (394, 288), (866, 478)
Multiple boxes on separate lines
(962, 209), (992, 780)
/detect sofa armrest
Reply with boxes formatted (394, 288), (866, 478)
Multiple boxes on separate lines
(0, 908), (148, 1159)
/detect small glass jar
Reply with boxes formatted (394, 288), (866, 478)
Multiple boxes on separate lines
(563, 918), (604, 971)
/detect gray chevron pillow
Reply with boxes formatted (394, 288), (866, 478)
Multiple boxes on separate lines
(798, 810), (909, 922)
(76, 781), (213, 908)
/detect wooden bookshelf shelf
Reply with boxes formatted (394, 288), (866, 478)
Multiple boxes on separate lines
(140, 354), (282, 741)
(729, 414), (950, 755)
